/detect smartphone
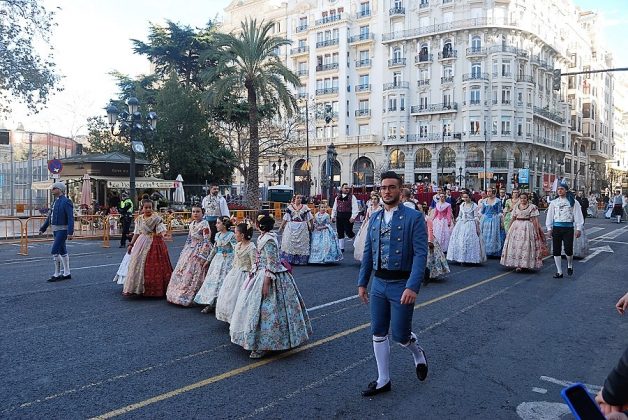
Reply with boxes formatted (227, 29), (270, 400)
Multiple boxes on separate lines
(560, 383), (605, 420)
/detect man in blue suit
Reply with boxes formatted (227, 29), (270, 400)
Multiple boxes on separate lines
(39, 182), (75, 282)
(358, 171), (429, 396)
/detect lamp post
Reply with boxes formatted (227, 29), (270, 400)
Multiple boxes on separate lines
(16, 124), (34, 216)
(326, 143), (337, 201)
(457, 166), (464, 188)
(299, 97), (313, 197)
(106, 97), (157, 206)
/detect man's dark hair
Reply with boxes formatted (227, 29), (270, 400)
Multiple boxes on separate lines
(341, 183), (348, 188)
(380, 171), (402, 186)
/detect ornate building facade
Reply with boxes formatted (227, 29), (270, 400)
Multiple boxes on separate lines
(221, 0), (615, 195)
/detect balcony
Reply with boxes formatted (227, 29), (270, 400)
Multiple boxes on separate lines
(466, 47), (487, 57)
(355, 59), (372, 68)
(316, 38), (340, 48)
(466, 99), (482, 106)
(410, 102), (458, 115)
(419, 1), (429, 8)
(465, 160), (484, 168)
(414, 53), (433, 64)
(441, 76), (454, 84)
(517, 75), (534, 84)
(316, 111), (339, 120)
(489, 44), (518, 54)
(417, 79), (430, 88)
(490, 160), (509, 168)
(388, 57), (406, 67)
(348, 33), (374, 44)
(501, 130), (512, 136)
(389, 7), (405, 16)
(291, 46), (309, 55)
(383, 81), (409, 90)
(534, 135), (565, 150)
(356, 9), (371, 19)
(533, 106), (565, 124)
(406, 134), (431, 142)
(530, 55), (541, 66)
(355, 84), (371, 92)
(355, 109), (371, 117)
(517, 49), (529, 59)
(493, 72), (512, 79)
(316, 62), (339, 72)
(315, 87), (339, 96)
(463, 73), (489, 81)
(315, 14), (342, 26)
(438, 50), (457, 60)
(297, 69), (308, 77)
(297, 92), (307, 99)
(295, 24), (308, 33)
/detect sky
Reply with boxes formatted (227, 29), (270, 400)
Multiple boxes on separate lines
(3, 0), (627, 137)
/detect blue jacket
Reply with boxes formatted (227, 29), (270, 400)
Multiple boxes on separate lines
(40, 195), (75, 235)
(357, 204), (428, 293)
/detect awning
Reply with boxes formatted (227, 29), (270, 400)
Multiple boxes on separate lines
(31, 176), (175, 190)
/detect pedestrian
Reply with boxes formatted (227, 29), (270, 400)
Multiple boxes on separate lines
(423, 213), (450, 284)
(503, 189), (520, 232)
(39, 182), (75, 282)
(279, 194), (313, 265)
(165, 205), (212, 304)
(229, 213), (312, 359)
(308, 204), (343, 264)
(201, 183), (230, 244)
(479, 188), (505, 257)
(432, 192), (454, 251)
(588, 193), (598, 218)
(354, 193), (382, 262)
(545, 180), (584, 278)
(447, 191), (486, 265)
(357, 171), (429, 397)
(401, 188), (419, 210)
(500, 192), (543, 272)
(623, 194), (628, 221)
(122, 199), (173, 297)
(215, 222), (257, 324)
(118, 192), (134, 248)
(331, 183), (360, 252)
(192, 217), (237, 311)
(611, 190), (624, 223)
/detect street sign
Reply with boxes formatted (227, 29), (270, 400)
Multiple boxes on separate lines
(518, 168), (530, 184)
(48, 159), (63, 174)
(131, 141), (145, 154)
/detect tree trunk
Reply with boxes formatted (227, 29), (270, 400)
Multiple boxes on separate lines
(245, 84), (260, 209)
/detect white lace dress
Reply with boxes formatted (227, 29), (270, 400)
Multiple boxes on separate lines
(447, 202), (487, 264)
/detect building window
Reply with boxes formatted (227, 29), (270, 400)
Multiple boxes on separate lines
(471, 35), (481, 50)
(470, 119), (481, 135)
(471, 63), (481, 77)
(470, 86), (480, 104)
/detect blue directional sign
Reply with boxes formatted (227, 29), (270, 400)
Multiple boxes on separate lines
(518, 168), (529, 184)
(48, 159), (63, 174)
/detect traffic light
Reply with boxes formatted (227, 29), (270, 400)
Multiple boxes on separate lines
(552, 69), (562, 91)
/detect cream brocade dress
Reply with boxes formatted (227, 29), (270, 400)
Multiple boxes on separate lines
(500, 203), (543, 269)
(215, 241), (257, 323)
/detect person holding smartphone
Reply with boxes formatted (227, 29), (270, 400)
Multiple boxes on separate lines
(595, 291), (628, 418)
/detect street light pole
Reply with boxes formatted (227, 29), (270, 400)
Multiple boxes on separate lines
(28, 132), (33, 216)
(484, 130), (488, 191)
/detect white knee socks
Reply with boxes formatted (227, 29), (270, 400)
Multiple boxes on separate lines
(372, 335), (390, 388)
(553, 256), (563, 274)
(53, 254), (61, 277)
(401, 332), (426, 366)
(567, 255), (573, 269)
(61, 254), (70, 276)
(338, 238), (345, 251)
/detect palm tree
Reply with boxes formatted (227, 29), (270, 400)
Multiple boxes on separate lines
(204, 19), (300, 209)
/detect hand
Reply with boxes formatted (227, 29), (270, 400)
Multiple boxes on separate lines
(127, 244), (133, 254)
(349, 217), (355, 223)
(203, 260), (209, 268)
(547, 229), (552, 237)
(38, 230), (43, 236)
(358, 286), (369, 304)
(595, 390), (624, 415)
(262, 276), (271, 298)
(67, 235), (73, 240)
(616, 292), (628, 315)
(606, 413), (628, 420)
(575, 230), (582, 238)
(400, 288), (417, 305)
(428, 242), (434, 250)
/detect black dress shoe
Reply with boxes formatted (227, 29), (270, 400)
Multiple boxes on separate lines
(567, 267), (573, 276)
(416, 349), (428, 381)
(553, 273), (563, 278)
(47, 275), (61, 282)
(60, 274), (71, 280)
(361, 380), (391, 397)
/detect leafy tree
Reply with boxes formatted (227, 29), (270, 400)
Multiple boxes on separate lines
(203, 19), (300, 209)
(0, 0), (60, 114)
(85, 116), (129, 154)
(131, 20), (216, 90)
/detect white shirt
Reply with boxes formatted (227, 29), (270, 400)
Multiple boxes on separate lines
(545, 197), (584, 231)
(201, 194), (230, 217)
(383, 206), (399, 223)
(331, 194), (360, 219)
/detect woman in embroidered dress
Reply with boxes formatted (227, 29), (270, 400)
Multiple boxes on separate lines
(431, 193), (454, 251)
(503, 189), (520, 232)
(278, 195), (313, 265)
(500, 192), (543, 271)
(122, 199), (173, 297)
(353, 194), (382, 262)
(230, 213), (312, 359)
(424, 214), (450, 281)
(165, 205), (212, 305)
(479, 188), (505, 257)
(215, 222), (257, 323)
(193, 217), (237, 311)
(309, 204), (343, 264)
(447, 191), (486, 264)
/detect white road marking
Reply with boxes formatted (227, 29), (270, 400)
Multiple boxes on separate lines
(579, 245), (613, 263)
(589, 239), (628, 245)
(585, 227), (605, 235)
(516, 401), (571, 420)
(531, 387), (547, 394)
(539, 375), (602, 394)
(590, 225), (628, 241)
(307, 295), (356, 312)
(72, 263), (120, 271)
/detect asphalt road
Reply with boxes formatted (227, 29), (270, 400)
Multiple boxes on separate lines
(0, 215), (627, 419)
